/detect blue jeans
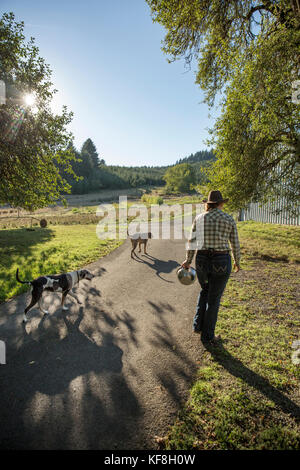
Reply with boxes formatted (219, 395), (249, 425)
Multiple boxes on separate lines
(193, 252), (231, 341)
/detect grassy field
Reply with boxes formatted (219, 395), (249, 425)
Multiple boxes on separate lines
(0, 189), (146, 230)
(0, 191), (196, 301)
(0, 187), (169, 230)
(0, 225), (122, 302)
(161, 221), (300, 450)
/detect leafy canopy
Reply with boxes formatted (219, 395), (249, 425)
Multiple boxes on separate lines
(164, 163), (196, 192)
(147, 1), (300, 210)
(208, 26), (300, 212)
(0, 12), (76, 210)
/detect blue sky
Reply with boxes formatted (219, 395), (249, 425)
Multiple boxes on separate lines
(1, 0), (217, 166)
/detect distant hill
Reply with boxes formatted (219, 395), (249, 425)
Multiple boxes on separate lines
(62, 140), (214, 194)
(176, 149), (215, 165)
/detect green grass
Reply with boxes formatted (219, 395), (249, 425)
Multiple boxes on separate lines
(164, 195), (205, 205)
(238, 220), (300, 263)
(162, 221), (300, 450)
(0, 225), (122, 302)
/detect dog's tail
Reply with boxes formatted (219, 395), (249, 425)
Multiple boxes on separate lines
(16, 268), (32, 285)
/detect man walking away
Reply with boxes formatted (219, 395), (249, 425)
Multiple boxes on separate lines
(181, 190), (241, 345)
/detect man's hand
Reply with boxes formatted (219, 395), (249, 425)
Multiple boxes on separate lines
(233, 263), (240, 272)
(181, 260), (191, 269)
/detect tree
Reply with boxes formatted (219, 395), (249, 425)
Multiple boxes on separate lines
(207, 27), (300, 212)
(81, 138), (100, 168)
(163, 163), (196, 192)
(0, 12), (76, 210)
(147, 1), (300, 210)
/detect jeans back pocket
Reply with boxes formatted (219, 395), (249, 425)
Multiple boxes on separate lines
(196, 255), (209, 284)
(211, 255), (231, 276)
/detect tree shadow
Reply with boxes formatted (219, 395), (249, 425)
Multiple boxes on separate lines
(0, 305), (142, 449)
(203, 342), (300, 419)
(20, 309), (124, 395)
(250, 253), (290, 263)
(0, 227), (54, 302)
(146, 300), (197, 407)
(0, 227), (54, 266)
(91, 267), (107, 278)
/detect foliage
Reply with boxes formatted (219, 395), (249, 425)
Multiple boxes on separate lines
(63, 141), (167, 194)
(62, 142), (213, 194)
(105, 164), (166, 189)
(207, 25), (300, 213)
(81, 138), (100, 168)
(147, 0), (300, 103)
(176, 149), (215, 165)
(63, 140), (102, 193)
(0, 12), (76, 210)
(141, 194), (164, 205)
(146, 0), (300, 211)
(163, 163), (196, 192)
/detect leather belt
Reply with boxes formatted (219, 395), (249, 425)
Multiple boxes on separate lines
(197, 249), (229, 254)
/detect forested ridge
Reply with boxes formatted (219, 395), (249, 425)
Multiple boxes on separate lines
(63, 138), (214, 194)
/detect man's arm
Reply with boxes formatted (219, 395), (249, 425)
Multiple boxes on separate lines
(229, 220), (241, 269)
(182, 218), (197, 266)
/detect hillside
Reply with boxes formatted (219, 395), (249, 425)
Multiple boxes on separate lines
(63, 141), (215, 195)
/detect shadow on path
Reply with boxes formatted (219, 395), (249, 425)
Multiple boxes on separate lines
(0, 306), (142, 449)
(133, 254), (179, 283)
(147, 300), (197, 407)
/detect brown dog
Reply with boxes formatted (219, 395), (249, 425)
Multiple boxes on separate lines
(128, 231), (152, 258)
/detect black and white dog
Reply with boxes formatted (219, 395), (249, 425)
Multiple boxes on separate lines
(16, 268), (94, 323)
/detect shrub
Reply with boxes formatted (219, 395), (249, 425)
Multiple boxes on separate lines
(141, 194), (163, 205)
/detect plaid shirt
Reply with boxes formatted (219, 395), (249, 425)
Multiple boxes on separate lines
(186, 208), (241, 266)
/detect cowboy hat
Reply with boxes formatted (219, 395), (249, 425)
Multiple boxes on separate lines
(202, 190), (229, 204)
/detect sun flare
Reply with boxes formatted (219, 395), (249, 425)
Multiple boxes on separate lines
(24, 93), (36, 107)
